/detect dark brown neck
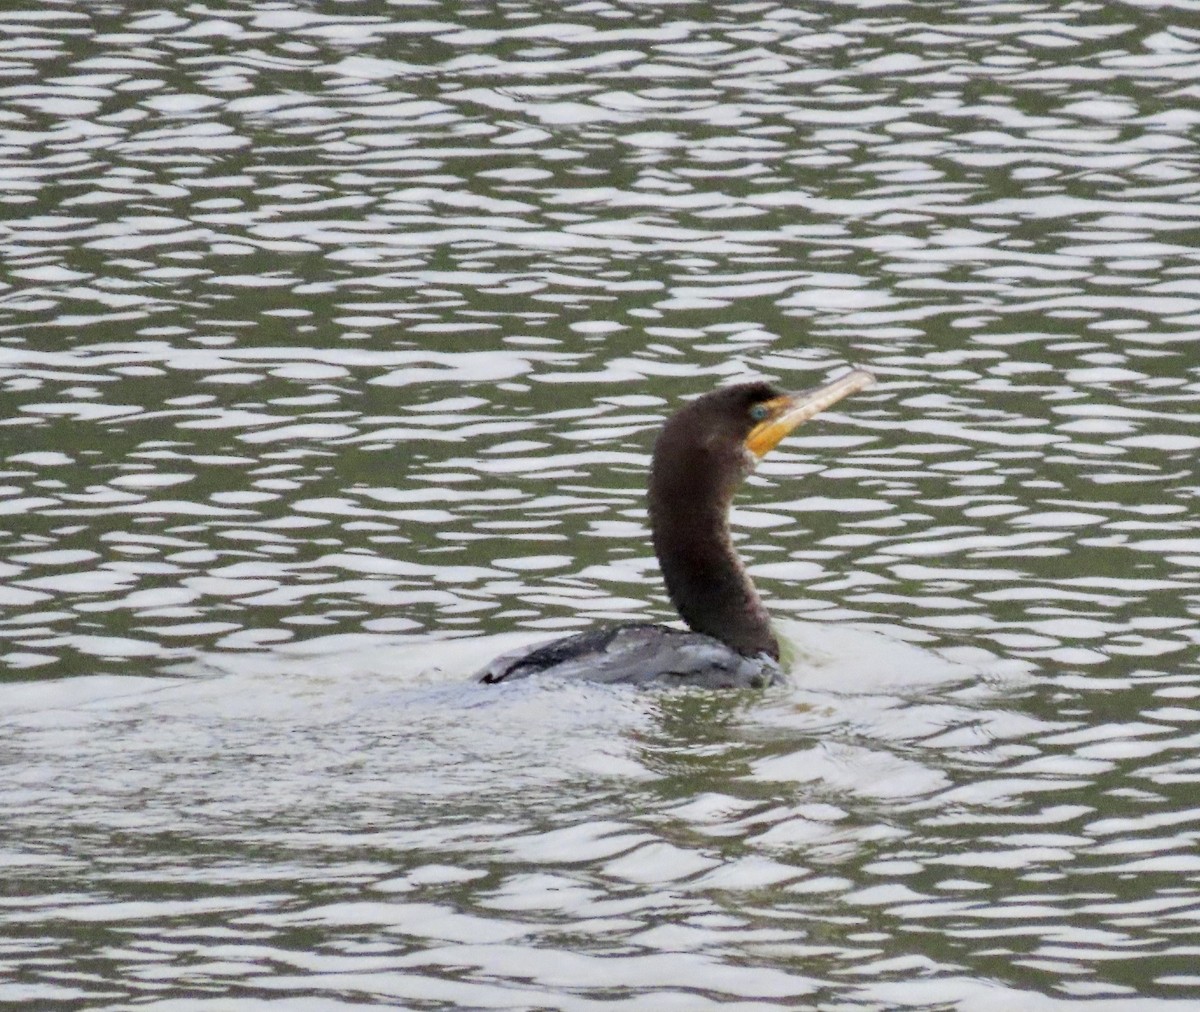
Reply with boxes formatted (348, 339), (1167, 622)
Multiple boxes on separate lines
(647, 447), (778, 660)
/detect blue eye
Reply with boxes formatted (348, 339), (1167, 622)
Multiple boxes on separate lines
(750, 404), (769, 421)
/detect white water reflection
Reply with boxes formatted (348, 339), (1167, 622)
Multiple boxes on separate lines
(1, 627), (1197, 1007)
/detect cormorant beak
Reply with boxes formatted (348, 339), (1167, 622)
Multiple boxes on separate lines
(745, 369), (875, 458)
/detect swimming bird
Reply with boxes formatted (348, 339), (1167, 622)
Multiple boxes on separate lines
(478, 370), (875, 688)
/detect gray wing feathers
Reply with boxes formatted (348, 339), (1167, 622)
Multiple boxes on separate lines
(478, 624), (780, 689)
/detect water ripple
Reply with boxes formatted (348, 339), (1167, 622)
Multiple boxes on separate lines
(1, 1), (1199, 1007)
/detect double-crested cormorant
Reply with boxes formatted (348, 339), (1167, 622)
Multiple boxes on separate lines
(477, 369), (875, 688)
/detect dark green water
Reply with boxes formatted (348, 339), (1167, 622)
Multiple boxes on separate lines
(1, 1), (1198, 1008)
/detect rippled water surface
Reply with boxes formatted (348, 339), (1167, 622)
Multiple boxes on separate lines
(2, 1), (1199, 1008)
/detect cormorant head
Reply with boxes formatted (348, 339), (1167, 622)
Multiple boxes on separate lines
(647, 369), (874, 659)
(655, 371), (875, 491)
